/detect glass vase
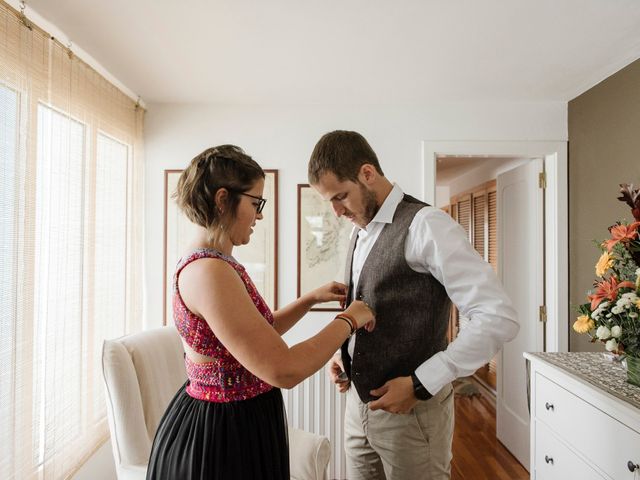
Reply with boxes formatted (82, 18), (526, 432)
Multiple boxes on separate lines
(627, 355), (640, 388)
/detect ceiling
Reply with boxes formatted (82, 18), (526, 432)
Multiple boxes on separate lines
(26, 0), (640, 105)
(436, 156), (520, 184)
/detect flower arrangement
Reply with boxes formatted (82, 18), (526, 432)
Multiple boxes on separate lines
(573, 184), (640, 362)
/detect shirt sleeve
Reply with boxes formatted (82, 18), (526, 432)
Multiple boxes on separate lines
(406, 207), (519, 396)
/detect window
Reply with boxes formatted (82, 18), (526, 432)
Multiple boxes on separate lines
(0, 83), (19, 477)
(0, 3), (144, 478)
(91, 132), (129, 419)
(33, 104), (85, 467)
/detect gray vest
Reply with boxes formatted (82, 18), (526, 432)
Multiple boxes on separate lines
(342, 194), (451, 403)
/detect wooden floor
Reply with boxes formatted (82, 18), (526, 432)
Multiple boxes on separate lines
(452, 393), (529, 480)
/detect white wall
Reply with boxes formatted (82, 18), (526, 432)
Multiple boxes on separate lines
(435, 185), (450, 208)
(144, 102), (567, 342)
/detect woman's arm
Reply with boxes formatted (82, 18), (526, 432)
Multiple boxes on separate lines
(179, 259), (370, 389)
(272, 282), (346, 335)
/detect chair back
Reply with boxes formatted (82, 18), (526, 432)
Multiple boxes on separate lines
(102, 326), (186, 477)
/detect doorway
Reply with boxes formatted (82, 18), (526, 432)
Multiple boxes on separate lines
(423, 140), (568, 470)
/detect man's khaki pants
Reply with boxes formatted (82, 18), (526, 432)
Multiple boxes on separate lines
(344, 383), (454, 480)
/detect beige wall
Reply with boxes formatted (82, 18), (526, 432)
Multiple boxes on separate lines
(568, 58), (640, 351)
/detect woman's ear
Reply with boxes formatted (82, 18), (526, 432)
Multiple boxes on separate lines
(214, 188), (229, 214)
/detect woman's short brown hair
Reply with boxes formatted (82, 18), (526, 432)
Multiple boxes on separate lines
(174, 145), (264, 234)
(308, 130), (384, 184)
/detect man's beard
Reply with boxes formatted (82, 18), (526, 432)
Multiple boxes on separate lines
(359, 182), (379, 226)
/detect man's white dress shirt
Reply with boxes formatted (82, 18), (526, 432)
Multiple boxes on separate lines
(348, 184), (519, 396)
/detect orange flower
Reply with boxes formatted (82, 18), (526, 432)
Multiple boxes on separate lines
(603, 222), (640, 251)
(588, 276), (636, 310)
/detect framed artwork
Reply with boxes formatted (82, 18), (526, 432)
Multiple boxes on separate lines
(297, 184), (353, 311)
(163, 169), (279, 325)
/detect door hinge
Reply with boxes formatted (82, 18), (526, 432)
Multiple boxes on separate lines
(538, 171), (547, 189)
(539, 305), (547, 323)
(538, 172), (547, 189)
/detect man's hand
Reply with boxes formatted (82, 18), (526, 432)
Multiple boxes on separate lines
(368, 376), (417, 414)
(328, 354), (350, 393)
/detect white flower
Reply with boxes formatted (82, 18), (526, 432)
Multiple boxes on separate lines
(630, 312), (638, 319)
(611, 306), (622, 315)
(600, 301), (610, 308)
(611, 326), (622, 338)
(596, 326), (611, 340)
(617, 297), (632, 307)
(593, 303), (609, 318)
(605, 339), (618, 352)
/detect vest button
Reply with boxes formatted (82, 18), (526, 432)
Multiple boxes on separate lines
(354, 372), (361, 376)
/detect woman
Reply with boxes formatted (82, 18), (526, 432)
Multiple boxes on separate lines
(147, 145), (374, 479)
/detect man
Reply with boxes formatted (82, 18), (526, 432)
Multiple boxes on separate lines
(308, 130), (519, 480)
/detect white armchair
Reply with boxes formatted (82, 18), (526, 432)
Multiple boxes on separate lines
(102, 326), (330, 480)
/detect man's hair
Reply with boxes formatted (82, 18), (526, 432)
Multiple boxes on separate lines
(174, 145), (264, 232)
(308, 130), (384, 184)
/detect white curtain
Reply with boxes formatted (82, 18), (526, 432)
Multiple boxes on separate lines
(0, 2), (145, 478)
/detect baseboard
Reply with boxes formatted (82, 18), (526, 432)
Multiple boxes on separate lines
(470, 376), (496, 409)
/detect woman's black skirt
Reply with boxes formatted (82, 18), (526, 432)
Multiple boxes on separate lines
(146, 383), (289, 480)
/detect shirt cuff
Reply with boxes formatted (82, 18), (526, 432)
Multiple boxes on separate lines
(414, 352), (456, 397)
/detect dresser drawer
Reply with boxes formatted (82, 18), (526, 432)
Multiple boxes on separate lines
(536, 373), (640, 479)
(534, 420), (603, 480)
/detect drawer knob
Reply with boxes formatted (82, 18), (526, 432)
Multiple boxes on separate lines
(628, 461), (639, 472)
(545, 455), (554, 465)
(545, 402), (554, 411)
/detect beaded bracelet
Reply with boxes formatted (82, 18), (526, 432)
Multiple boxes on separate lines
(335, 315), (356, 336)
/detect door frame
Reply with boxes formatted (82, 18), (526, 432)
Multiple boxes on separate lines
(421, 140), (568, 353)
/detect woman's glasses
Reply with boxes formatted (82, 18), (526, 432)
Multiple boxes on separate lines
(238, 192), (266, 214)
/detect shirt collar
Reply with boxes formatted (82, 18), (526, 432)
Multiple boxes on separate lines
(364, 183), (404, 230)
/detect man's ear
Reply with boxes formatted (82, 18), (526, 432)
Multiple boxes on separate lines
(359, 164), (377, 185)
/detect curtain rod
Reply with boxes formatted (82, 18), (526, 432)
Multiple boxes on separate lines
(3, 0), (146, 108)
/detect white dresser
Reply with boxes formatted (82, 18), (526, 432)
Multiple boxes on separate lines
(524, 352), (640, 480)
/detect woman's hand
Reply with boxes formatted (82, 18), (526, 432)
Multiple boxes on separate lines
(344, 300), (376, 331)
(310, 281), (347, 305)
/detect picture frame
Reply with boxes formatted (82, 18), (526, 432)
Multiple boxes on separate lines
(163, 169), (278, 325)
(297, 184), (353, 311)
